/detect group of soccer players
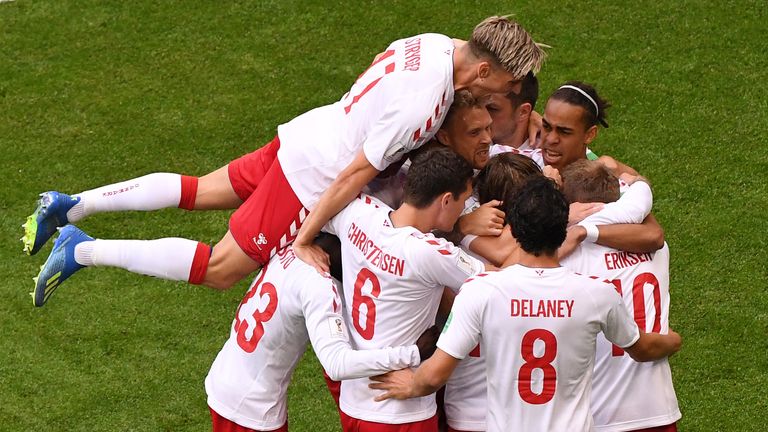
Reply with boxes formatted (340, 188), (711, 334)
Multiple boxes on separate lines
(24, 16), (683, 432)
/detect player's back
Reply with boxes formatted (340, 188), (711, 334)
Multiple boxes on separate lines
(471, 265), (634, 432)
(562, 243), (681, 431)
(277, 33), (455, 208)
(325, 194), (482, 423)
(205, 247), (334, 430)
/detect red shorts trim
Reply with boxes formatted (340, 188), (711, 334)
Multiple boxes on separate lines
(228, 136), (281, 201)
(340, 411), (438, 432)
(631, 423), (678, 432)
(229, 158), (308, 265)
(209, 406), (287, 432)
(323, 369), (342, 409)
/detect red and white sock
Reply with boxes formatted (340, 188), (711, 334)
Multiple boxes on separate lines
(74, 238), (210, 283)
(67, 173), (198, 222)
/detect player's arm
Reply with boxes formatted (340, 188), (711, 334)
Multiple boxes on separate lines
(598, 155), (639, 176)
(369, 349), (461, 400)
(565, 180), (664, 256)
(463, 225), (516, 267)
(371, 280), (485, 400)
(602, 284), (681, 362)
(568, 214), (664, 255)
(624, 329), (682, 362)
(293, 151), (381, 272)
(303, 280), (423, 381)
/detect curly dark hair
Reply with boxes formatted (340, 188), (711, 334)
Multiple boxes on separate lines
(505, 176), (569, 256)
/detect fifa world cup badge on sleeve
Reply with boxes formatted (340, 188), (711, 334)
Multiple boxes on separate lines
(328, 316), (346, 338)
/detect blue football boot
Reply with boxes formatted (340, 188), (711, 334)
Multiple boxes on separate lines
(22, 191), (80, 256)
(32, 225), (93, 307)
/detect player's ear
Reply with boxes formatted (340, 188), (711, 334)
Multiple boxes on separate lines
(435, 128), (450, 146)
(584, 125), (598, 145)
(477, 61), (491, 79)
(517, 102), (532, 121)
(440, 192), (453, 209)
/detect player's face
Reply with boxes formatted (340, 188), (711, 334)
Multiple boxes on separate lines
(485, 93), (517, 144)
(540, 99), (596, 171)
(437, 180), (473, 232)
(441, 106), (493, 169)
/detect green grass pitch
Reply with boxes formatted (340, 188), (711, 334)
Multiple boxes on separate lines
(1, 1), (766, 431)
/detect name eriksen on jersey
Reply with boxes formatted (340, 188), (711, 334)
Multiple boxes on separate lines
(511, 299), (574, 318)
(604, 251), (654, 271)
(403, 37), (421, 71)
(348, 222), (405, 276)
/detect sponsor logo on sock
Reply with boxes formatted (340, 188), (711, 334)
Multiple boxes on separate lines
(253, 233), (268, 250)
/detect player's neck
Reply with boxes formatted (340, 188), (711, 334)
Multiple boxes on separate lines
(452, 41), (476, 91)
(497, 123), (528, 149)
(516, 249), (560, 269)
(390, 204), (437, 233)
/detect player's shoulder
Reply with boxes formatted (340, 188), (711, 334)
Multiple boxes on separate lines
(405, 231), (458, 258)
(568, 269), (619, 301)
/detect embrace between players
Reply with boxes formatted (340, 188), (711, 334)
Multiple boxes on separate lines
(24, 16), (682, 432)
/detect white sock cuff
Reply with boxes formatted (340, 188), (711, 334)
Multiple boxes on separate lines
(74, 240), (96, 266)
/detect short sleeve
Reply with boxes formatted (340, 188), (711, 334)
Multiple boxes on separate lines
(436, 282), (487, 360)
(600, 285), (641, 349)
(407, 234), (484, 291)
(579, 181), (653, 226)
(362, 91), (439, 171)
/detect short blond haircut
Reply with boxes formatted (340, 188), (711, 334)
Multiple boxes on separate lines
(470, 16), (546, 79)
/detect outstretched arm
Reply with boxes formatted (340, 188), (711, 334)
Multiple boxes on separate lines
(624, 329), (682, 362)
(293, 151), (381, 272)
(369, 349), (460, 401)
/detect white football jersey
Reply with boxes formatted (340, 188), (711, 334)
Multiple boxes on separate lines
(277, 33), (455, 209)
(438, 265), (640, 432)
(444, 245), (489, 431)
(205, 247), (420, 430)
(325, 194), (485, 424)
(563, 186), (680, 431)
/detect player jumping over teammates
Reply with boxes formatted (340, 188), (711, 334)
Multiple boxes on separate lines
(24, 17), (545, 306)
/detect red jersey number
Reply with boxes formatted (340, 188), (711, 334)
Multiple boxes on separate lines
(518, 328), (558, 405)
(234, 269), (279, 353)
(351, 268), (381, 340)
(610, 272), (662, 356)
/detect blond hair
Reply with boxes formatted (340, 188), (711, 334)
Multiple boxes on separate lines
(470, 16), (546, 79)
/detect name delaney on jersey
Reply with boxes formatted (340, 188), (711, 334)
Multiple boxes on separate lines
(347, 222), (405, 277)
(510, 298), (575, 318)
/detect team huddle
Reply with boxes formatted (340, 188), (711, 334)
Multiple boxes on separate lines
(23, 16), (682, 432)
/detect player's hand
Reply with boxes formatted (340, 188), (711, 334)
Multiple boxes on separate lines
(619, 172), (650, 187)
(527, 110), (543, 148)
(542, 165), (561, 186)
(415, 324), (440, 362)
(292, 241), (330, 274)
(568, 202), (604, 226)
(557, 225), (586, 260)
(458, 200), (505, 237)
(369, 369), (416, 401)
(665, 329), (682, 356)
